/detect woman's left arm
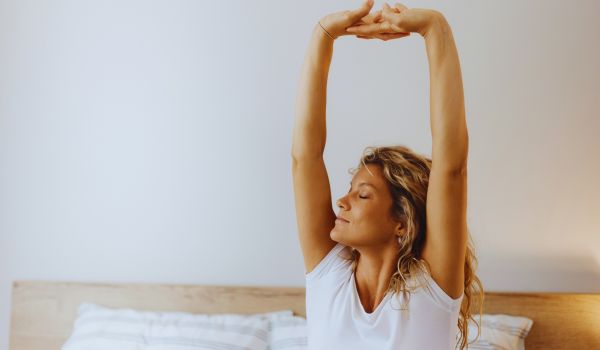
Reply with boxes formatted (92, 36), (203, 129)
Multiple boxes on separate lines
(346, 7), (469, 298)
(421, 12), (469, 300)
(423, 12), (468, 173)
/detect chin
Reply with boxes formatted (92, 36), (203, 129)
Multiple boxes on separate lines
(329, 229), (337, 241)
(330, 229), (344, 242)
(331, 231), (353, 247)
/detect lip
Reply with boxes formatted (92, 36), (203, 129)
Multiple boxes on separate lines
(336, 216), (350, 223)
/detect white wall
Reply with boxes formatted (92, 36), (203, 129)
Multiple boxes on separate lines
(1, 0), (599, 348)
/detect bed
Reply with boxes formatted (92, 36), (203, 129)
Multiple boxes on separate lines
(9, 280), (600, 350)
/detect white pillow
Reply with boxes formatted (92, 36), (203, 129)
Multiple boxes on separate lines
(267, 313), (307, 349)
(62, 303), (533, 350)
(459, 313), (534, 350)
(267, 313), (533, 350)
(61, 302), (284, 350)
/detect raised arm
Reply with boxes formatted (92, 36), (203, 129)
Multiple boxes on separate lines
(347, 5), (468, 170)
(291, 1), (381, 274)
(291, 24), (333, 159)
(424, 13), (468, 173)
(346, 5), (469, 298)
(291, 23), (338, 274)
(421, 12), (469, 299)
(291, 0), (378, 157)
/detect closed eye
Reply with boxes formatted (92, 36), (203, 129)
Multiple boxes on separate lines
(348, 188), (369, 199)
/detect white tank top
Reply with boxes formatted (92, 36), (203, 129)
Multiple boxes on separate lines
(305, 242), (464, 350)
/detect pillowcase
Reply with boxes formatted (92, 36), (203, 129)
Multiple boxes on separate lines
(61, 302), (289, 350)
(267, 313), (308, 349)
(458, 313), (534, 350)
(61, 303), (533, 350)
(266, 313), (533, 350)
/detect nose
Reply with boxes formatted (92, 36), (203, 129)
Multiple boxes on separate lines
(336, 195), (348, 210)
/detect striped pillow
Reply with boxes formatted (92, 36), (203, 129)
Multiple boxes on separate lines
(61, 302), (277, 350)
(266, 313), (534, 350)
(61, 303), (533, 350)
(460, 313), (534, 350)
(266, 313), (307, 350)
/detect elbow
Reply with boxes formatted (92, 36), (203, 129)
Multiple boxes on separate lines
(452, 165), (467, 177)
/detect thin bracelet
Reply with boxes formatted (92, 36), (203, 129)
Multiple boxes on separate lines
(318, 21), (334, 40)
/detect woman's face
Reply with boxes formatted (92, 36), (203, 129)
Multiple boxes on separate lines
(331, 164), (403, 248)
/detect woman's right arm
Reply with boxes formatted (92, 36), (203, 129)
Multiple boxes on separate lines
(291, 0), (377, 157)
(291, 24), (338, 274)
(291, 23), (334, 159)
(291, 2), (378, 273)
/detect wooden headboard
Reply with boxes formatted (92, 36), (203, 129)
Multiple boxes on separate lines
(9, 280), (600, 350)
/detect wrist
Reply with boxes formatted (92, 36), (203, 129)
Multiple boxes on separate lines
(419, 11), (449, 39)
(316, 21), (336, 42)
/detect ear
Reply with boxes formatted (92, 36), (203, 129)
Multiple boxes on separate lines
(394, 222), (406, 236)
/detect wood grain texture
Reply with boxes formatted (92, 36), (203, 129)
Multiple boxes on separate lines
(473, 292), (600, 349)
(9, 280), (600, 350)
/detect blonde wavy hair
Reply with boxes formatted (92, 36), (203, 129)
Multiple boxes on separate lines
(346, 145), (484, 350)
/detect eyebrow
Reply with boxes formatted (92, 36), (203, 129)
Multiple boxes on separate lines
(350, 181), (377, 190)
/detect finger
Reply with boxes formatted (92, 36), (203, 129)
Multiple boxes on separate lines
(376, 32), (410, 40)
(356, 35), (374, 40)
(346, 21), (392, 35)
(381, 3), (404, 32)
(357, 17), (369, 25)
(360, 10), (380, 24)
(394, 3), (408, 11)
(381, 2), (398, 20)
(383, 2), (396, 12)
(348, 0), (374, 22)
(372, 10), (383, 22)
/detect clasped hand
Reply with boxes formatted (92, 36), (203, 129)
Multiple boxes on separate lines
(319, 0), (439, 41)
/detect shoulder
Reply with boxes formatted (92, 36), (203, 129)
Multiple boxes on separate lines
(305, 242), (353, 282)
(411, 263), (464, 312)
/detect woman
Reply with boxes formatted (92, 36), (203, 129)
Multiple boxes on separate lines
(291, 1), (484, 349)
